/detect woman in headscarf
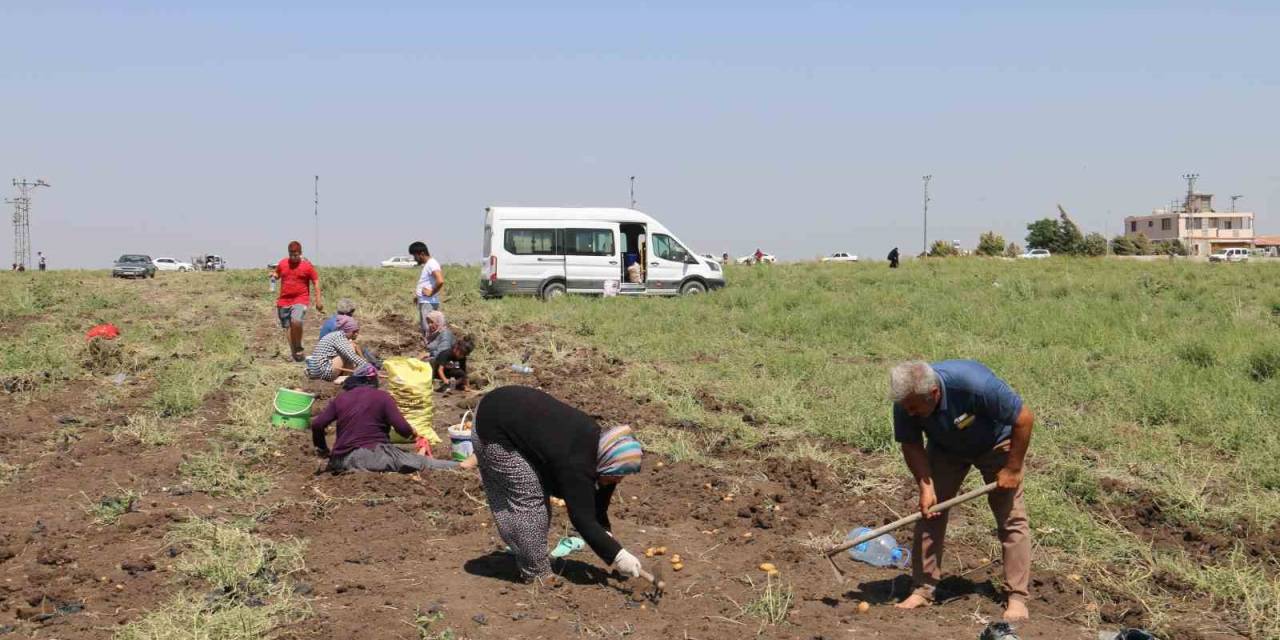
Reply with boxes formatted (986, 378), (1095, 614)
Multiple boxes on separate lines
(423, 310), (455, 361)
(473, 385), (647, 584)
(305, 315), (368, 381)
(312, 365), (475, 473)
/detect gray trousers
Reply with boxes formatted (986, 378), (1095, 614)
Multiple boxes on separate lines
(330, 443), (458, 473)
(475, 431), (552, 580)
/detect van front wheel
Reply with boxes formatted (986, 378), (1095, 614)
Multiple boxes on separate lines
(679, 280), (706, 296)
(541, 281), (567, 300)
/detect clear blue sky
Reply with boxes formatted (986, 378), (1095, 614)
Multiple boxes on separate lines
(4, 1), (1279, 267)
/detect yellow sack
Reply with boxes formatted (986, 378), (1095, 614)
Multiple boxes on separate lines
(381, 357), (441, 445)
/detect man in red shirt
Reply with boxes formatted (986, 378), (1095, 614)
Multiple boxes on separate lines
(276, 240), (324, 361)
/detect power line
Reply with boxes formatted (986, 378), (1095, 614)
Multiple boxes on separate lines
(7, 178), (50, 270)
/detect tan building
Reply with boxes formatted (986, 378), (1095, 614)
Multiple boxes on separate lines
(1124, 192), (1254, 256)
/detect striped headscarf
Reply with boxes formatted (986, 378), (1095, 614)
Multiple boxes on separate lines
(596, 425), (643, 477)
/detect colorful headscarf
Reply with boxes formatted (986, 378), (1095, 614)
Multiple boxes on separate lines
(335, 315), (359, 337)
(596, 425), (643, 477)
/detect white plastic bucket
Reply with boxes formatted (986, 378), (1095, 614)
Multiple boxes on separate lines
(448, 410), (474, 461)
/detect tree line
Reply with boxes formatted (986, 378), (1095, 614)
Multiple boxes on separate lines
(930, 214), (1187, 257)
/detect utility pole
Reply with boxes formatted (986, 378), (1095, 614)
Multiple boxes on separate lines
(7, 178), (50, 270)
(313, 175), (319, 264)
(629, 176), (636, 209)
(1182, 173), (1199, 210)
(921, 175), (932, 256)
(1231, 194), (1242, 212)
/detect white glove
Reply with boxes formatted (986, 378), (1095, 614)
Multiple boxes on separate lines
(612, 549), (643, 578)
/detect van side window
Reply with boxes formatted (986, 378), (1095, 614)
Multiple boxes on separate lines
(564, 229), (614, 256)
(652, 234), (689, 262)
(505, 229), (558, 255)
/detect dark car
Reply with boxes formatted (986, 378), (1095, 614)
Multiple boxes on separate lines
(112, 254), (156, 279)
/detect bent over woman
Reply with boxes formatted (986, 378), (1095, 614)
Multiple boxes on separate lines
(474, 385), (646, 583)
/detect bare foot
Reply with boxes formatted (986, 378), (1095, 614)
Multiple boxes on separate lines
(458, 454), (478, 470)
(895, 593), (931, 610)
(1003, 598), (1029, 622)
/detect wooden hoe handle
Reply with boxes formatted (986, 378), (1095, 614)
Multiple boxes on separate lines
(824, 482), (998, 558)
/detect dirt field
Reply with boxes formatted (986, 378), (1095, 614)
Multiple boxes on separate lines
(0, 270), (1259, 639)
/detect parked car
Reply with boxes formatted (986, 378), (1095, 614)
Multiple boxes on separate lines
(821, 252), (859, 263)
(153, 257), (194, 272)
(381, 256), (417, 268)
(737, 253), (777, 265)
(113, 254), (157, 279)
(480, 206), (725, 299)
(1209, 247), (1250, 263)
(1018, 249), (1051, 259)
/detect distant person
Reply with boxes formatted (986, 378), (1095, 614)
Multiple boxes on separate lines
(311, 364), (475, 473)
(319, 298), (357, 338)
(305, 316), (368, 382)
(423, 310), (455, 361)
(721, 252), (730, 265)
(276, 240), (324, 361)
(38, 252), (46, 272)
(753, 248), (764, 265)
(433, 335), (474, 391)
(889, 360), (1035, 622)
(888, 247), (900, 269)
(410, 241), (445, 333)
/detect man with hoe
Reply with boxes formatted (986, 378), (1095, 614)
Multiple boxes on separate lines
(276, 240), (324, 361)
(889, 360), (1035, 622)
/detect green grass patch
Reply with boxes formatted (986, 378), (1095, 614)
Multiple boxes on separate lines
(180, 446), (272, 498)
(83, 488), (140, 525)
(114, 412), (177, 446)
(741, 575), (794, 626)
(116, 518), (308, 640)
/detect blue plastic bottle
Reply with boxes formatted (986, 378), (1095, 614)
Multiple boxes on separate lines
(845, 527), (911, 568)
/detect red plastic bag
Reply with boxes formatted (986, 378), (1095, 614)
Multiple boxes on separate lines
(86, 323), (121, 341)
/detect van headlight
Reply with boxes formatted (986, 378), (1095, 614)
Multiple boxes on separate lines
(707, 260), (721, 272)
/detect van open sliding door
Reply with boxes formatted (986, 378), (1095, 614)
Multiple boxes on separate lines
(563, 225), (620, 293)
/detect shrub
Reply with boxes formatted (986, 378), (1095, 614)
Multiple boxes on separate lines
(1004, 242), (1022, 258)
(928, 239), (957, 257)
(1111, 235), (1138, 255)
(1247, 346), (1280, 381)
(1082, 232), (1108, 257)
(976, 231), (1006, 256)
(1177, 342), (1217, 368)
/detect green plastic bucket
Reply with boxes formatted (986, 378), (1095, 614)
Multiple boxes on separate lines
(271, 387), (315, 430)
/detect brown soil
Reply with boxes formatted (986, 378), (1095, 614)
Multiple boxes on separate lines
(1100, 477), (1280, 565)
(0, 281), (1250, 639)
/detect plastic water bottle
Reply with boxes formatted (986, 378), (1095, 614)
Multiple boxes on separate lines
(845, 527), (910, 568)
(511, 364), (533, 375)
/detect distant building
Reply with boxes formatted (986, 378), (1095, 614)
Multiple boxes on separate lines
(1255, 235), (1280, 257)
(1124, 192), (1254, 256)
